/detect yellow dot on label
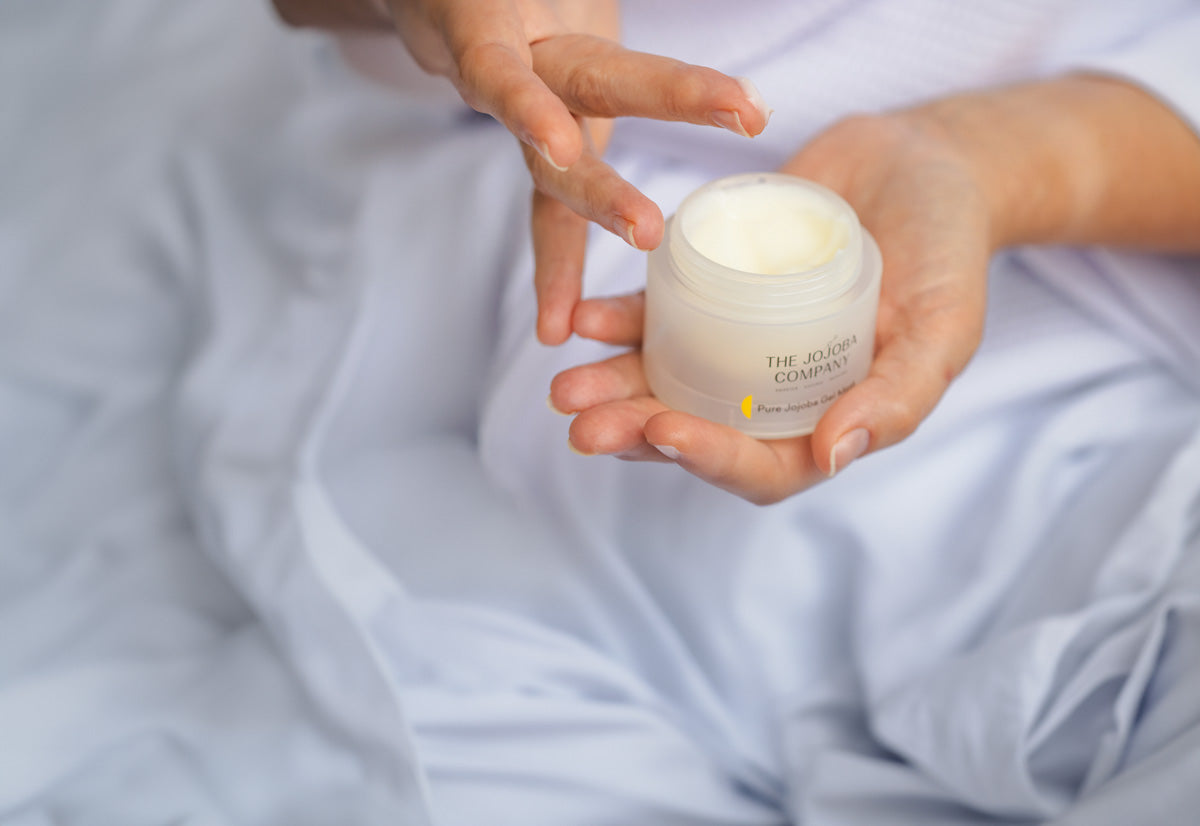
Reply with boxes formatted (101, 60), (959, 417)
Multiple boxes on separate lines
(741, 394), (753, 419)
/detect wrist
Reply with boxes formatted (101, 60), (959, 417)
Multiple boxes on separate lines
(899, 77), (1200, 253)
(900, 88), (1089, 252)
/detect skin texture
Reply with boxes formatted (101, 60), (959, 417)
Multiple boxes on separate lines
(271, 2), (1200, 503)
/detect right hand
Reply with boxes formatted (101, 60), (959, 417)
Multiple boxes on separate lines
(272, 0), (772, 343)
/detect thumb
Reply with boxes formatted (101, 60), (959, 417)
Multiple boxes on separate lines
(811, 286), (984, 476)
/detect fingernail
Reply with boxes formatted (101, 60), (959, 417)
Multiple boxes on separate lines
(828, 428), (870, 477)
(535, 140), (569, 172)
(612, 216), (641, 249)
(709, 109), (750, 138)
(567, 438), (593, 457)
(735, 76), (773, 125)
(652, 444), (681, 461)
(547, 394), (570, 416)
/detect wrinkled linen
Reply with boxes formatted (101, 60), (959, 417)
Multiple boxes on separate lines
(2, 1), (1199, 825)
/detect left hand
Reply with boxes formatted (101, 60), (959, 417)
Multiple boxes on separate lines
(549, 111), (993, 504)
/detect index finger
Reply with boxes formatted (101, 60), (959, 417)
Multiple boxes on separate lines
(435, 0), (585, 169)
(531, 34), (772, 137)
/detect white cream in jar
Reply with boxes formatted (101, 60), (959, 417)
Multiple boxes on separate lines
(643, 173), (882, 439)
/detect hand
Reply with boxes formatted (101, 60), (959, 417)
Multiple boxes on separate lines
(414, 3), (771, 346)
(550, 112), (992, 504)
(380, 0), (771, 345)
(271, 0), (773, 344)
(522, 37), (770, 346)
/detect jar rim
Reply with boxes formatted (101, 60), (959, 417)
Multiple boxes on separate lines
(668, 173), (863, 310)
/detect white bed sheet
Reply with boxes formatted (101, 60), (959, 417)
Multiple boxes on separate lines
(3, 1), (1200, 824)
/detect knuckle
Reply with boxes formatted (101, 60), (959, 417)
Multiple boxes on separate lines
(577, 171), (618, 220)
(454, 41), (492, 84)
(528, 165), (554, 195)
(453, 41), (519, 113)
(668, 67), (720, 117)
(563, 59), (613, 114)
(888, 396), (924, 439)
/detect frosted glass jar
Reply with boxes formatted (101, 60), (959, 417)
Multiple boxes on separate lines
(643, 173), (882, 439)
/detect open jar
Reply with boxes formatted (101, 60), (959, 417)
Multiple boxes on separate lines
(643, 173), (882, 439)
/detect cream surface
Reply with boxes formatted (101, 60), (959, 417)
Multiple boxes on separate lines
(681, 180), (850, 274)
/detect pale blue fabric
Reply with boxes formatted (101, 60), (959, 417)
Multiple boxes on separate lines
(2, 1), (1199, 824)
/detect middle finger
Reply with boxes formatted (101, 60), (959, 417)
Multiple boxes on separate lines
(531, 34), (771, 135)
(550, 350), (650, 414)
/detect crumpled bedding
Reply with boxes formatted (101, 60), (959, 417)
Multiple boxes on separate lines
(2, 1), (1199, 824)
